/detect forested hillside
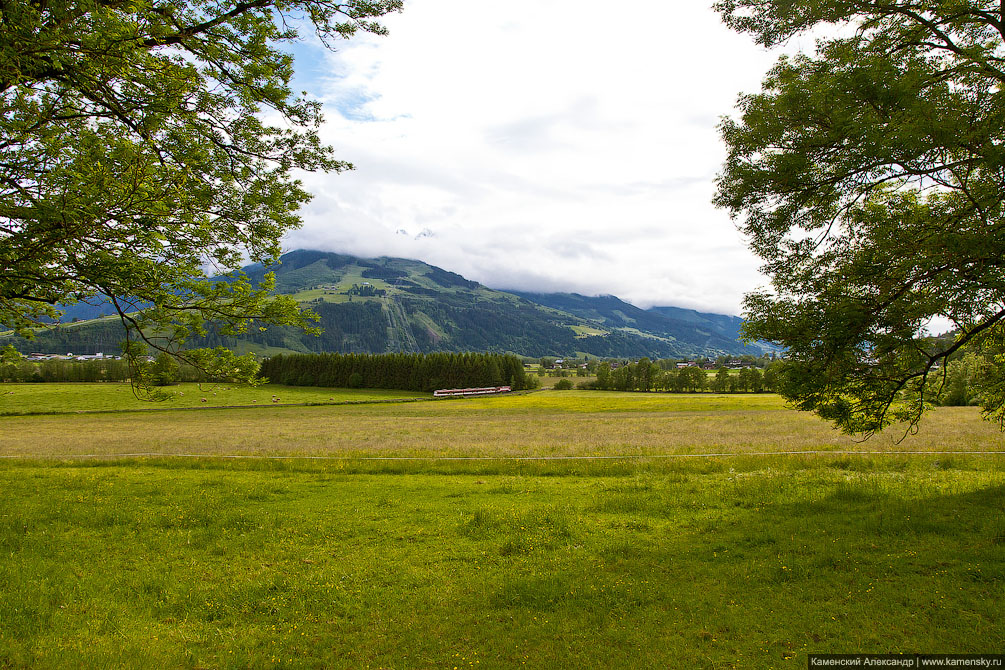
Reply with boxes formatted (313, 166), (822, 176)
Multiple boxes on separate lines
(511, 292), (763, 355)
(1, 250), (771, 359)
(260, 352), (531, 391)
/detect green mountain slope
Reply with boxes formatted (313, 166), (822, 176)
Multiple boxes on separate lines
(2, 250), (769, 359)
(510, 292), (768, 356)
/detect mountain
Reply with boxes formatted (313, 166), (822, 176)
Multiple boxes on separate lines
(2, 250), (773, 359)
(646, 306), (748, 346)
(510, 292), (762, 356)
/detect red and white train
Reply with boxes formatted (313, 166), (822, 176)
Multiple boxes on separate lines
(433, 386), (512, 397)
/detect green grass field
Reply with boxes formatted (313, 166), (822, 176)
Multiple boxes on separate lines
(0, 382), (429, 415)
(1, 388), (1003, 668)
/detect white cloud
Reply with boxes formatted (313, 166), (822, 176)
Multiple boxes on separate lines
(284, 1), (786, 315)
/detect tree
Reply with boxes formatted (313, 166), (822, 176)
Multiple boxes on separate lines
(595, 362), (611, 390)
(762, 363), (779, 393)
(1, 0), (401, 386)
(709, 367), (729, 394)
(147, 351), (179, 386)
(715, 0), (1005, 434)
(0, 343), (21, 382)
(610, 364), (633, 391)
(681, 365), (707, 393)
(668, 368), (686, 393)
(635, 357), (656, 391)
(940, 352), (979, 407)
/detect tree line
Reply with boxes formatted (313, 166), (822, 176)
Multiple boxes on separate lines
(584, 359), (781, 393)
(577, 352), (987, 403)
(0, 355), (207, 385)
(259, 352), (535, 392)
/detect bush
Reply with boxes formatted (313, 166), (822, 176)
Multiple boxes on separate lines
(554, 379), (574, 390)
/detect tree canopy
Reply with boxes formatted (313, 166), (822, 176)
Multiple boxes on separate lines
(0, 0), (400, 381)
(714, 1), (1005, 434)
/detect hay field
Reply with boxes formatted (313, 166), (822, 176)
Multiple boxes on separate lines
(2, 390), (1003, 460)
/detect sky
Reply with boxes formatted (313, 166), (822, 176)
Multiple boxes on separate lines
(282, 1), (798, 316)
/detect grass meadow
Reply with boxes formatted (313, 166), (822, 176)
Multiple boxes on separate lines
(0, 382), (429, 416)
(1, 388), (1003, 668)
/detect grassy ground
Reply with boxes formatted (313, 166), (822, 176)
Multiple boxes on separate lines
(0, 382), (429, 415)
(1, 389), (1003, 667)
(2, 391), (1002, 459)
(537, 373), (596, 388)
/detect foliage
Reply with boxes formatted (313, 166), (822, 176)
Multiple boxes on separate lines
(1, 0), (400, 385)
(553, 378), (574, 390)
(259, 351), (532, 392)
(937, 353), (979, 407)
(0, 352), (266, 385)
(716, 0), (1005, 434)
(711, 367), (730, 394)
(587, 361), (772, 394)
(0, 344), (20, 382)
(150, 352), (180, 387)
(1, 357), (132, 384)
(738, 367), (763, 393)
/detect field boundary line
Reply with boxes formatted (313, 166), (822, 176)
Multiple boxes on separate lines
(2, 450), (1003, 461)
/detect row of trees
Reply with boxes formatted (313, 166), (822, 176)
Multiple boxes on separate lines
(587, 359), (780, 393)
(259, 352), (535, 392)
(538, 354), (779, 377)
(0, 353), (207, 385)
(582, 351), (984, 403)
(0, 358), (132, 384)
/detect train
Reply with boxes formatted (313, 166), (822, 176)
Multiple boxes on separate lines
(432, 386), (512, 397)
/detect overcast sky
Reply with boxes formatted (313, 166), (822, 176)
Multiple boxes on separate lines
(283, 1), (797, 316)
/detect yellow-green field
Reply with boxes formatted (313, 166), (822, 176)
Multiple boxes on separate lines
(0, 382), (429, 415)
(2, 389), (1002, 459)
(1, 387), (1003, 668)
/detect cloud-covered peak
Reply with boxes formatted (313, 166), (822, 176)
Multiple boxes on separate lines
(286, 1), (786, 315)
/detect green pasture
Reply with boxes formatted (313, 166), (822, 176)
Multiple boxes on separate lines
(0, 382), (429, 415)
(289, 288), (351, 304)
(1, 388), (1003, 667)
(570, 324), (608, 337)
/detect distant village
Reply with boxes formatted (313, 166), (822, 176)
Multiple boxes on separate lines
(24, 352), (122, 362)
(311, 282), (387, 299)
(18, 351), (766, 369)
(546, 357), (763, 371)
